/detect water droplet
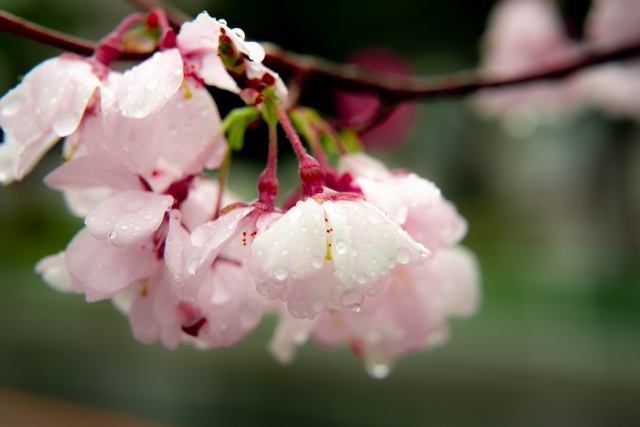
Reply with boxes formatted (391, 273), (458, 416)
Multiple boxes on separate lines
(173, 68), (182, 76)
(145, 77), (160, 91)
(187, 257), (204, 274)
(341, 289), (363, 307)
(274, 266), (288, 281)
(133, 226), (141, 231)
(1, 96), (23, 117)
(120, 225), (128, 230)
(256, 249), (263, 256)
(366, 208), (384, 224)
(350, 246), (358, 256)
(232, 28), (245, 40)
(287, 206), (303, 220)
(351, 303), (361, 313)
(88, 215), (98, 222)
(122, 200), (145, 213)
(52, 112), (80, 136)
(217, 18), (227, 25)
(200, 37), (215, 45)
(313, 212), (322, 221)
(301, 226), (308, 232)
(109, 230), (118, 240)
(311, 256), (323, 269)
(388, 258), (396, 268)
(311, 226), (319, 234)
(245, 41), (265, 62)
(313, 298), (327, 312)
(356, 272), (367, 284)
(382, 229), (391, 238)
(367, 363), (390, 379)
(371, 258), (377, 265)
(144, 214), (154, 220)
(133, 110), (146, 118)
(50, 97), (58, 104)
(396, 248), (411, 264)
(281, 248), (289, 255)
(335, 239), (348, 254)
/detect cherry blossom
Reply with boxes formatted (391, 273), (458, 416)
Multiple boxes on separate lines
(251, 196), (429, 318)
(475, 0), (584, 120)
(311, 246), (480, 377)
(0, 7), (483, 376)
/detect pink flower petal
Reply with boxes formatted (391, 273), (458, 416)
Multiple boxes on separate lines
(35, 252), (73, 293)
(85, 190), (173, 247)
(116, 49), (184, 118)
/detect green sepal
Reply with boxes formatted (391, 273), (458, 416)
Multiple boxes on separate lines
(337, 128), (363, 153)
(222, 106), (260, 151)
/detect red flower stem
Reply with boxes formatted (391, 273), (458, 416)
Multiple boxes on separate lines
(273, 102), (309, 162)
(257, 120), (279, 209)
(213, 148), (232, 220)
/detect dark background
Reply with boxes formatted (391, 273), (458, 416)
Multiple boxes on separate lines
(1, 0), (639, 425)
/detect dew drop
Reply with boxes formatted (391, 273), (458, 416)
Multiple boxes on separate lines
(311, 226), (319, 234)
(109, 230), (118, 240)
(52, 112), (80, 136)
(287, 206), (303, 220)
(88, 215), (98, 222)
(232, 28), (245, 40)
(396, 247), (411, 264)
(341, 289), (363, 307)
(245, 41), (265, 62)
(133, 110), (146, 118)
(356, 272), (367, 284)
(313, 212), (322, 221)
(173, 68), (182, 76)
(313, 298), (327, 312)
(382, 229), (391, 238)
(367, 363), (390, 379)
(366, 208), (384, 224)
(274, 266), (288, 281)
(120, 225), (128, 230)
(335, 239), (348, 254)
(144, 214), (154, 220)
(350, 246), (358, 256)
(281, 248), (289, 255)
(1, 96), (23, 117)
(122, 199), (145, 213)
(187, 257), (204, 274)
(351, 303), (361, 313)
(217, 18), (227, 25)
(145, 77), (160, 91)
(311, 256), (323, 269)
(388, 258), (396, 268)
(134, 226), (141, 231)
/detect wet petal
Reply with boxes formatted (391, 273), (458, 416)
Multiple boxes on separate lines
(85, 190), (173, 247)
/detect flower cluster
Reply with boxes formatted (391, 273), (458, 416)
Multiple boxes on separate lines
(476, 0), (640, 126)
(0, 9), (480, 377)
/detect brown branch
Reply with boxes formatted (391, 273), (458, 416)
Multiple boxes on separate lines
(3, 6), (640, 102)
(0, 9), (95, 55)
(262, 42), (640, 101)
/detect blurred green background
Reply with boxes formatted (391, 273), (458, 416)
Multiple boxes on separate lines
(1, 0), (640, 425)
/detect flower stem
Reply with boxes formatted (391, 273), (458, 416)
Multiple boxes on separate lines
(273, 102), (325, 197)
(257, 120), (279, 209)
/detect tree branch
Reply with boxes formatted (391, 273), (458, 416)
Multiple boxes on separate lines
(0, 9), (95, 55)
(2, 7), (640, 102)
